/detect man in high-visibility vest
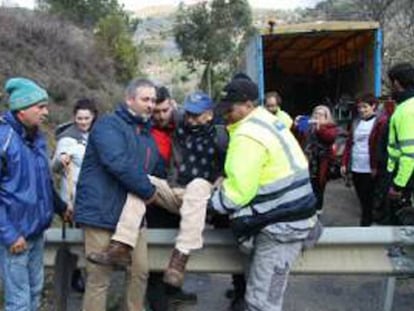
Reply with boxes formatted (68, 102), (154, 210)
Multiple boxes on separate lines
(264, 91), (293, 129)
(386, 63), (414, 223)
(210, 77), (320, 311)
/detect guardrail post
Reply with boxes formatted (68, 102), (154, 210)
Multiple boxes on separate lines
(382, 277), (396, 311)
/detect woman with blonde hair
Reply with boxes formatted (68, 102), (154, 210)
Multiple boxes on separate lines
(298, 105), (338, 212)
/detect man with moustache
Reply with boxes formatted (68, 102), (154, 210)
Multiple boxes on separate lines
(0, 77), (71, 311)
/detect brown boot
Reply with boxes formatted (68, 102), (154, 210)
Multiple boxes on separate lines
(87, 240), (132, 268)
(163, 248), (189, 287)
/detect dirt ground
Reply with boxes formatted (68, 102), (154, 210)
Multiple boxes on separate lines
(33, 180), (414, 310)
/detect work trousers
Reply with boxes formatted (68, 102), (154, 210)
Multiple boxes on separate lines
(112, 176), (212, 253)
(82, 227), (148, 311)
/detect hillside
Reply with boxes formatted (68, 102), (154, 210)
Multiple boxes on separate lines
(0, 7), (123, 125)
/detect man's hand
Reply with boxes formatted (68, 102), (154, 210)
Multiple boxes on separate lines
(145, 191), (157, 205)
(388, 186), (402, 200)
(9, 236), (27, 254)
(60, 153), (71, 167)
(63, 203), (74, 223)
(213, 176), (224, 189)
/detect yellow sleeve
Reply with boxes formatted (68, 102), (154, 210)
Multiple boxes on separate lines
(222, 134), (267, 206)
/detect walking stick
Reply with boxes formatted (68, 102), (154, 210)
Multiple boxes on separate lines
(53, 161), (78, 311)
(66, 162), (74, 205)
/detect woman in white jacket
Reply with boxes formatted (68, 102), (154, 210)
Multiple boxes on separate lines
(52, 98), (98, 292)
(53, 99), (98, 203)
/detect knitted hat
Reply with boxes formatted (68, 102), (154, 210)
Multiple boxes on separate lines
(5, 77), (48, 111)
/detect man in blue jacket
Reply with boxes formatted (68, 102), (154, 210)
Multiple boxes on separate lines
(0, 77), (69, 311)
(74, 78), (161, 311)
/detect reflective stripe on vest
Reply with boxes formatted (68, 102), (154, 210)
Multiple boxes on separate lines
(248, 117), (302, 171)
(227, 116), (314, 219)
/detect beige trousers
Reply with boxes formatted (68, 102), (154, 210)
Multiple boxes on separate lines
(82, 226), (148, 311)
(112, 176), (213, 253)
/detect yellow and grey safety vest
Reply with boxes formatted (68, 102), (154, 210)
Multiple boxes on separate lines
(211, 107), (316, 238)
(387, 97), (414, 188)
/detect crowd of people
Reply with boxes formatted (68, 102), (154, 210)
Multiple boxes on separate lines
(0, 62), (413, 311)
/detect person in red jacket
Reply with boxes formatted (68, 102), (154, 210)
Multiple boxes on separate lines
(341, 94), (382, 226)
(370, 98), (396, 223)
(298, 105), (338, 212)
(148, 86), (198, 310)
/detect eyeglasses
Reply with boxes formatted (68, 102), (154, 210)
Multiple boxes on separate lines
(139, 97), (156, 103)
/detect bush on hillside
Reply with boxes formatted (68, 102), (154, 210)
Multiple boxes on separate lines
(0, 8), (124, 125)
(95, 14), (140, 83)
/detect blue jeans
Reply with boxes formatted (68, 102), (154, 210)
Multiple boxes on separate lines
(0, 234), (44, 311)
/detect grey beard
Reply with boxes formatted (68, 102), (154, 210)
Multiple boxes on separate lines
(141, 114), (151, 122)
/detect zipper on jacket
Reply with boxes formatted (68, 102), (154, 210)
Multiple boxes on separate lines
(145, 147), (151, 172)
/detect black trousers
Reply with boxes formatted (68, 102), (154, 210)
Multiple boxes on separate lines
(146, 205), (181, 311)
(311, 177), (324, 211)
(352, 172), (375, 226)
(211, 214), (246, 301)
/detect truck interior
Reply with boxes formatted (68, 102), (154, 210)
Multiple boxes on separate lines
(262, 22), (379, 123)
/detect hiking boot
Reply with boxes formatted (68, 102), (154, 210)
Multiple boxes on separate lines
(225, 288), (236, 299)
(163, 248), (189, 287)
(167, 287), (198, 305)
(230, 297), (246, 311)
(87, 240), (132, 268)
(71, 269), (85, 293)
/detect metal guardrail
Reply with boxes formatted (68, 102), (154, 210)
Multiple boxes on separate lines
(44, 226), (414, 311)
(44, 226), (414, 274)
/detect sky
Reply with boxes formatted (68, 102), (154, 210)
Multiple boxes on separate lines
(8, 0), (319, 11)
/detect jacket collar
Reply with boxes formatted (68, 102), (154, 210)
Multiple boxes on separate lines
(57, 123), (86, 142)
(3, 111), (41, 143)
(227, 106), (263, 134)
(394, 88), (414, 104)
(115, 103), (152, 133)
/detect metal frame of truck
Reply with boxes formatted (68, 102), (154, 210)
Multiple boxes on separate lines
(242, 21), (382, 119)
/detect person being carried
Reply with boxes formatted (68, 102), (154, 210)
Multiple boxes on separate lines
(87, 91), (228, 289)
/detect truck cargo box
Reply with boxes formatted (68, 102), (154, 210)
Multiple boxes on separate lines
(242, 21), (382, 121)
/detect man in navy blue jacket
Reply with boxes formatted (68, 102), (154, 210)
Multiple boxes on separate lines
(74, 78), (162, 311)
(0, 77), (69, 311)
